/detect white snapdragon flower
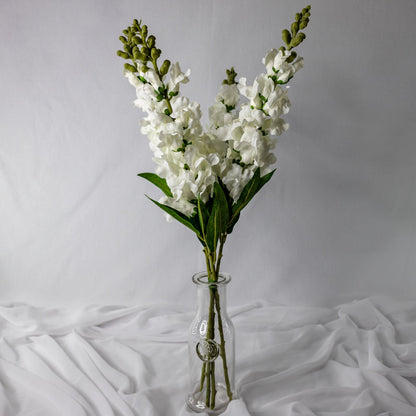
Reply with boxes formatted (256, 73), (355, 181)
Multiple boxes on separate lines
(145, 68), (163, 90)
(238, 104), (267, 126)
(171, 97), (203, 135)
(263, 87), (291, 119)
(168, 62), (191, 93)
(276, 58), (304, 83)
(216, 84), (240, 108)
(221, 164), (256, 201)
(208, 103), (235, 131)
(262, 48), (292, 75)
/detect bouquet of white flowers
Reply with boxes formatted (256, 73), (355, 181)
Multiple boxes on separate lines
(118, 6), (311, 412)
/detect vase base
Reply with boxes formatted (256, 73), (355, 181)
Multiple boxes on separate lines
(186, 382), (231, 415)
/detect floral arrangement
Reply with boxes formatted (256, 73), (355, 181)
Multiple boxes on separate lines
(117, 5), (311, 411)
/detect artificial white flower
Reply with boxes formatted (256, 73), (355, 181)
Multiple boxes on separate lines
(262, 48), (292, 75)
(216, 84), (240, 108)
(168, 62), (191, 93)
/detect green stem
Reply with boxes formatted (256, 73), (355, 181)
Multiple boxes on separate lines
(214, 290), (233, 400)
(199, 362), (206, 391)
(210, 361), (216, 409)
(198, 234), (232, 408)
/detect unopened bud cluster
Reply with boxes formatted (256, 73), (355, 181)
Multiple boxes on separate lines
(117, 19), (171, 79)
(280, 5), (311, 64)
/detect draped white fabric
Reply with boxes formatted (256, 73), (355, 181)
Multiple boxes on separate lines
(1, 297), (416, 415)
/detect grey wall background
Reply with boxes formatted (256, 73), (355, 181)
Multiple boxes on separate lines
(0, 0), (415, 308)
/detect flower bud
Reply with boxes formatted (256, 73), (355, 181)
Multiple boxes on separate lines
(286, 51), (297, 63)
(141, 65), (149, 73)
(291, 32), (306, 48)
(295, 13), (301, 21)
(132, 36), (142, 45)
(151, 47), (161, 60)
(137, 52), (147, 62)
(291, 22), (299, 35)
(282, 29), (291, 46)
(123, 44), (132, 54)
(299, 19), (308, 30)
(141, 46), (150, 56)
(141, 25), (148, 39)
(117, 50), (129, 59)
(119, 36), (127, 44)
(132, 46), (140, 60)
(133, 19), (139, 28)
(147, 35), (156, 48)
(160, 59), (171, 76)
(124, 63), (137, 73)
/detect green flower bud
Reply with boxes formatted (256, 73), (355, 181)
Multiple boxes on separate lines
(119, 36), (127, 44)
(124, 63), (137, 73)
(137, 52), (147, 62)
(286, 51), (297, 63)
(160, 59), (171, 76)
(291, 32), (306, 48)
(132, 36), (142, 45)
(282, 29), (291, 46)
(141, 25), (148, 39)
(299, 20), (308, 30)
(132, 46), (140, 60)
(295, 13), (301, 21)
(141, 65), (149, 73)
(291, 22), (299, 35)
(123, 44), (132, 54)
(117, 50), (129, 59)
(133, 19), (139, 28)
(147, 35), (156, 48)
(123, 29), (128, 35)
(151, 47), (161, 60)
(279, 46), (286, 54)
(141, 46), (150, 56)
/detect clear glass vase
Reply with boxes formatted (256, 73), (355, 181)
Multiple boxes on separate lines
(186, 272), (235, 414)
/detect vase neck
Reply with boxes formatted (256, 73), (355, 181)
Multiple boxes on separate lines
(192, 272), (230, 315)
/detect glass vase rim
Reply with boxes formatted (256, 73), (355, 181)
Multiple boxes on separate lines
(192, 271), (231, 286)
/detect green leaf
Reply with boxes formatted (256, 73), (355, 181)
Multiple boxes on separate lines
(231, 168), (261, 222)
(229, 168), (276, 229)
(226, 212), (239, 234)
(145, 196), (201, 236)
(206, 183), (229, 252)
(138, 173), (173, 197)
(197, 196), (209, 238)
(258, 168), (276, 193)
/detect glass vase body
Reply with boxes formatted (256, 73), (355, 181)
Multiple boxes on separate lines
(186, 272), (235, 414)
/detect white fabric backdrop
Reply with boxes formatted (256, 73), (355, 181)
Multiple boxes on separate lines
(1, 0), (416, 307)
(2, 296), (416, 415)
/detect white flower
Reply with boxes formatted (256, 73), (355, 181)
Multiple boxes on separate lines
(216, 84), (239, 108)
(145, 68), (163, 90)
(208, 102), (234, 129)
(238, 104), (267, 126)
(276, 57), (304, 83)
(168, 62), (191, 92)
(262, 48), (292, 75)
(221, 164), (256, 201)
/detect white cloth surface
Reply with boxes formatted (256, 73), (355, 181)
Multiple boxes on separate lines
(1, 297), (416, 415)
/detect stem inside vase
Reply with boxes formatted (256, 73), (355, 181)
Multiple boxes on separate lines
(187, 271), (234, 414)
